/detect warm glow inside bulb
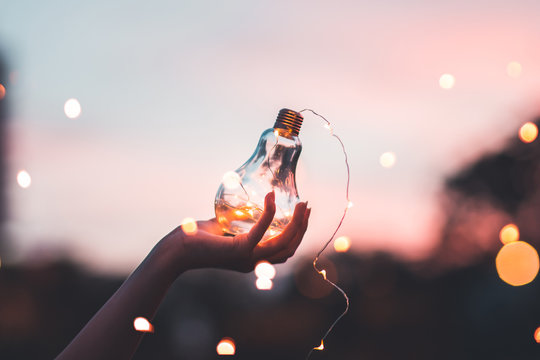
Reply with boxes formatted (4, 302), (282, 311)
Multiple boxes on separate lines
(535, 327), (540, 343)
(314, 340), (324, 350)
(181, 217), (198, 235)
(496, 241), (540, 286)
(519, 122), (538, 143)
(133, 317), (154, 333)
(64, 98), (82, 119)
(499, 224), (519, 244)
(439, 73), (455, 89)
(334, 236), (351, 253)
(216, 338), (236, 355)
(255, 277), (273, 290)
(380, 152), (396, 168)
(17, 170), (32, 189)
(0, 83), (5, 100)
(255, 261), (276, 279)
(234, 209), (244, 217)
(507, 61), (522, 78)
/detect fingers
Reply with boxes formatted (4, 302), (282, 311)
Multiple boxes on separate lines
(247, 191), (276, 246)
(266, 207), (310, 263)
(273, 201), (307, 242)
(253, 201), (309, 260)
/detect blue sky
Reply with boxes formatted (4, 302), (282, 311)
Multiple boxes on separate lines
(1, 0), (540, 273)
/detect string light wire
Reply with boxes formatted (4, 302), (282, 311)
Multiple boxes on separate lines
(299, 109), (351, 359)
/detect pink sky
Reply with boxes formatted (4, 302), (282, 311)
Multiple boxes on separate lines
(2, 0), (540, 273)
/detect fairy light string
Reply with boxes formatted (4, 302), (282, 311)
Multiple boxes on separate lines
(299, 109), (351, 359)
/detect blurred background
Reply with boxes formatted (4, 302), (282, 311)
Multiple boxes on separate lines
(1, 0), (540, 359)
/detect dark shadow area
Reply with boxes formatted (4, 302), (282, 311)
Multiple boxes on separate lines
(0, 253), (539, 359)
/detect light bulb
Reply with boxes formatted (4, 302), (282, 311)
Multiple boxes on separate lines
(215, 108), (303, 236)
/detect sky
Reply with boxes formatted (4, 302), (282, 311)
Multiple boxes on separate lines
(1, 0), (540, 274)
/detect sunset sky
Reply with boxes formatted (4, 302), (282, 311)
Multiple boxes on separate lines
(2, 0), (540, 273)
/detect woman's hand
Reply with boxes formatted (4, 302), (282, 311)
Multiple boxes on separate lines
(162, 192), (311, 273)
(56, 191), (310, 360)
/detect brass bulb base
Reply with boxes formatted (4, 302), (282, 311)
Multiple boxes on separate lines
(273, 108), (303, 136)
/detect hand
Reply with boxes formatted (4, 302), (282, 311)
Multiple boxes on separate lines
(164, 192), (311, 273)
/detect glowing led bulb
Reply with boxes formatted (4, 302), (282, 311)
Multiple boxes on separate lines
(519, 122), (538, 143)
(334, 236), (351, 252)
(216, 338), (236, 355)
(314, 340), (324, 350)
(133, 317), (154, 333)
(535, 327), (540, 343)
(255, 261), (276, 279)
(323, 123), (333, 134)
(215, 109), (303, 236)
(319, 269), (327, 280)
(255, 277), (273, 290)
(17, 170), (32, 188)
(439, 74), (455, 89)
(499, 224), (519, 244)
(507, 61), (522, 78)
(181, 217), (198, 235)
(496, 241), (540, 286)
(380, 152), (396, 168)
(64, 98), (82, 119)
(222, 171), (241, 190)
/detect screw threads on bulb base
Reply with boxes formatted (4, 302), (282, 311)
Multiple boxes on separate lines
(274, 108), (303, 136)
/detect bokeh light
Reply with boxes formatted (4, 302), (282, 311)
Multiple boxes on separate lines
(17, 170), (32, 189)
(133, 317), (154, 333)
(439, 73), (455, 89)
(534, 327), (540, 343)
(496, 241), (540, 286)
(181, 217), (198, 235)
(380, 152), (396, 168)
(519, 122), (538, 143)
(222, 171), (241, 189)
(334, 236), (351, 253)
(255, 277), (273, 290)
(507, 61), (522, 78)
(499, 224), (519, 244)
(216, 338), (236, 355)
(254, 261), (276, 279)
(64, 98), (82, 119)
(0, 83), (5, 100)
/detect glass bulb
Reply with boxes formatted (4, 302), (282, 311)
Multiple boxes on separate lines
(215, 108), (303, 236)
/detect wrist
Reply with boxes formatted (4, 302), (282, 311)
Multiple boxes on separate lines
(151, 228), (190, 280)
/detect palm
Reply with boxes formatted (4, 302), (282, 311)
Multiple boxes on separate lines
(179, 192), (310, 273)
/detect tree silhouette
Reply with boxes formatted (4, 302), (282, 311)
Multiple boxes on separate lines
(435, 117), (540, 266)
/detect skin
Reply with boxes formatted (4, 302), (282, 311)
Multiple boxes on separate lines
(56, 192), (310, 360)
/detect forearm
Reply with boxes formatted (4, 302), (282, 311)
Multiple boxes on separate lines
(56, 234), (186, 360)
